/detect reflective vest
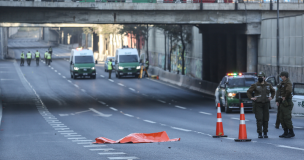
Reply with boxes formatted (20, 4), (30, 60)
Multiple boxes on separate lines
(145, 61), (149, 67)
(45, 52), (48, 57)
(108, 61), (112, 70)
(21, 53), (24, 59)
(47, 53), (51, 59)
(35, 52), (40, 58)
(27, 53), (32, 59)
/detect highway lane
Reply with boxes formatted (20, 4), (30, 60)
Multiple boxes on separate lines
(0, 59), (304, 160)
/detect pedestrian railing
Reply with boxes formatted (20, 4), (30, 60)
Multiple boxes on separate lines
(1, 0), (303, 3)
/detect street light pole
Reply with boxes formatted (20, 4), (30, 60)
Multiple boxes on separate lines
(277, 0), (280, 79)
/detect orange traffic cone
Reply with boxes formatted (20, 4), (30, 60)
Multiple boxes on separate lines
(213, 103), (227, 138)
(235, 103), (251, 142)
(156, 75), (159, 80)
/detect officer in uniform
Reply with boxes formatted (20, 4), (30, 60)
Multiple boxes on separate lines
(144, 58), (149, 77)
(247, 71), (275, 138)
(35, 50), (40, 66)
(26, 51), (32, 66)
(46, 53), (52, 65)
(20, 51), (25, 66)
(275, 78), (282, 129)
(44, 51), (49, 65)
(278, 71), (295, 138)
(108, 59), (113, 79)
(48, 46), (52, 62)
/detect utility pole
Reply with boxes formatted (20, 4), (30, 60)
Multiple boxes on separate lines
(277, 0), (280, 79)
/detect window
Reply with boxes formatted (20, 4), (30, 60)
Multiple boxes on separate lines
(119, 55), (138, 63)
(227, 77), (257, 88)
(266, 77), (277, 86)
(293, 84), (304, 96)
(75, 56), (94, 64)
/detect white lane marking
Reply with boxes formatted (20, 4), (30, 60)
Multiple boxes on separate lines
(157, 100), (166, 103)
(99, 152), (126, 155)
(91, 148), (115, 151)
(1, 79), (16, 80)
(199, 112), (212, 115)
(59, 114), (69, 116)
(98, 101), (106, 105)
(171, 127), (191, 132)
(58, 73), (61, 75)
(108, 157), (138, 160)
(51, 68), (54, 70)
(81, 89), (86, 92)
(225, 137), (236, 140)
(61, 133), (77, 135)
(100, 75), (104, 77)
(142, 94), (148, 97)
(54, 128), (70, 130)
(74, 110), (90, 114)
(110, 107), (118, 111)
(58, 130), (74, 133)
(55, 70), (57, 72)
(294, 126), (304, 129)
(124, 114), (134, 117)
(64, 135), (82, 137)
(108, 79), (114, 82)
(74, 84), (79, 88)
(72, 140), (93, 142)
(231, 118), (249, 121)
(118, 83), (124, 86)
(50, 123), (65, 126)
(175, 105), (186, 109)
(67, 80), (72, 83)
(77, 142), (92, 144)
(277, 145), (304, 151)
(84, 145), (107, 148)
(89, 108), (112, 117)
(62, 76), (66, 78)
(52, 126), (68, 128)
(129, 88), (135, 91)
(143, 120), (156, 124)
(68, 137), (86, 140)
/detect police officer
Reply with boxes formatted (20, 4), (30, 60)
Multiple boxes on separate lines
(35, 50), (40, 66)
(247, 71), (275, 138)
(20, 51), (25, 66)
(275, 78), (282, 129)
(278, 71), (295, 138)
(144, 58), (149, 77)
(26, 51), (32, 66)
(108, 59), (113, 79)
(44, 51), (49, 65)
(46, 52), (52, 66)
(48, 46), (53, 62)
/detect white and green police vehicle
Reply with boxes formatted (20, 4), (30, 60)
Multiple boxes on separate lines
(115, 48), (140, 78)
(215, 72), (279, 113)
(292, 83), (304, 117)
(70, 48), (96, 79)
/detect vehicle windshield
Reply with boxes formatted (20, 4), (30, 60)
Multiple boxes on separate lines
(107, 57), (115, 62)
(227, 77), (257, 88)
(294, 84), (304, 95)
(119, 55), (138, 63)
(75, 56), (94, 64)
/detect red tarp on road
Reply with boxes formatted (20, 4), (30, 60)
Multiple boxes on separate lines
(94, 131), (180, 144)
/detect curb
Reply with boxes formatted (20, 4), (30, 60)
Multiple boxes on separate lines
(148, 66), (218, 97)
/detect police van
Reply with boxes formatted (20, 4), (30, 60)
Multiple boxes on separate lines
(70, 48), (96, 79)
(115, 48), (140, 78)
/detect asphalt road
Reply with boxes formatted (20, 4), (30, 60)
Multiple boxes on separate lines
(1, 48), (304, 160)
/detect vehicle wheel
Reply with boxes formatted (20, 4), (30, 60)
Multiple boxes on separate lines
(71, 74), (73, 79)
(117, 74), (121, 79)
(73, 73), (77, 79)
(92, 75), (96, 79)
(225, 99), (231, 113)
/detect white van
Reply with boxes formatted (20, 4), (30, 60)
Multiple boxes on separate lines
(70, 48), (96, 79)
(115, 48), (140, 78)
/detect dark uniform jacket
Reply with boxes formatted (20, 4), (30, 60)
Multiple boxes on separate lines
(275, 83), (282, 102)
(279, 78), (292, 100)
(247, 81), (275, 103)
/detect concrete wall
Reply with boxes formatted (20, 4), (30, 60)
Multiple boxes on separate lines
(146, 26), (203, 80)
(0, 27), (8, 59)
(258, 14), (304, 83)
(43, 27), (58, 45)
(8, 27), (19, 38)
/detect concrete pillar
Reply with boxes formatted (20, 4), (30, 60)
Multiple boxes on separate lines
(0, 27), (8, 59)
(209, 34), (217, 82)
(98, 34), (104, 61)
(236, 34), (247, 72)
(247, 35), (258, 72)
(202, 34), (210, 81)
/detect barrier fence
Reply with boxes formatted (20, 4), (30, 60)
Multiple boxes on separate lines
(1, 0), (303, 3)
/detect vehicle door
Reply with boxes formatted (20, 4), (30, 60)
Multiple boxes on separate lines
(292, 83), (304, 115)
(218, 76), (227, 106)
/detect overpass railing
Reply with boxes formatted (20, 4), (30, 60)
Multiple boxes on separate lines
(1, 0), (303, 3)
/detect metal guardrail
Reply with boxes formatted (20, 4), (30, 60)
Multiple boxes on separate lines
(1, 0), (303, 3)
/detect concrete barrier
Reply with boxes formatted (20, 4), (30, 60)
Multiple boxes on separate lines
(148, 66), (218, 96)
(0, 89), (2, 127)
